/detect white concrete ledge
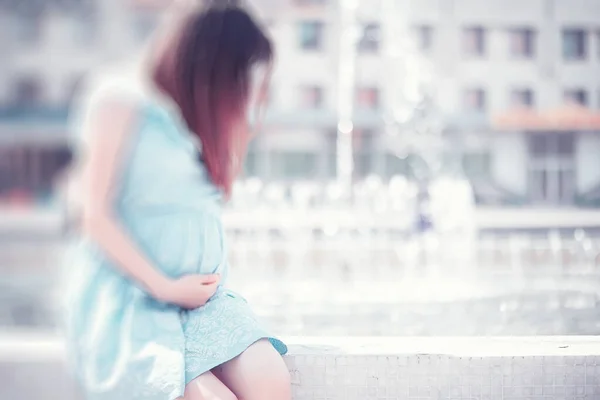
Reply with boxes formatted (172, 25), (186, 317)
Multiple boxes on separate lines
(1, 333), (600, 399)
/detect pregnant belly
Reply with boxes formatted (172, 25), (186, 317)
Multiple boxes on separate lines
(127, 212), (225, 278)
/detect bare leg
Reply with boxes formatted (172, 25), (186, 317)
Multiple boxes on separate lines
(176, 371), (238, 400)
(213, 339), (291, 400)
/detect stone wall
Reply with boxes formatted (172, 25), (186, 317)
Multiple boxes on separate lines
(2, 335), (600, 400)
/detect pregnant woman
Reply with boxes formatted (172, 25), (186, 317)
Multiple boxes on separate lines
(62, 2), (289, 399)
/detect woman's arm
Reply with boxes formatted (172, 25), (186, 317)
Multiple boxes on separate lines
(79, 99), (170, 300)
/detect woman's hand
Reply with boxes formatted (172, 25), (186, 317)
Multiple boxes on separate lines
(154, 274), (221, 309)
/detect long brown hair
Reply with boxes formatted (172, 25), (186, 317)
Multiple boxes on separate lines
(152, 3), (273, 197)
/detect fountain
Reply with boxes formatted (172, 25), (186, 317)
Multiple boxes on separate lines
(378, 0), (477, 276)
(226, 0), (479, 283)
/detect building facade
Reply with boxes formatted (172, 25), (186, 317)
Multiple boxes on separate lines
(1, 0), (600, 208)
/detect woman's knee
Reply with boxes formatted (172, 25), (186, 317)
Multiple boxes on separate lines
(215, 339), (291, 400)
(263, 365), (291, 400)
(253, 356), (291, 398)
(184, 371), (238, 400)
(232, 363), (290, 400)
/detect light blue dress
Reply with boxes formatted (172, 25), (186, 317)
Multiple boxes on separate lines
(62, 65), (287, 400)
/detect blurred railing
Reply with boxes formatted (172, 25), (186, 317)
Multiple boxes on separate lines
(0, 106), (380, 130)
(0, 106), (70, 145)
(0, 106), (69, 121)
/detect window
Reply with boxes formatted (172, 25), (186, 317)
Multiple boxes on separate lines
(356, 87), (379, 110)
(510, 88), (535, 108)
(464, 88), (486, 112)
(299, 86), (323, 109)
(509, 28), (535, 58)
(0, 145), (72, 205)
(528, 133), (575, 205)
(13, 13), (42, 45)
(414, 25), (434, 52)
(358, 23), (380, 53)
(463, 26), (486, 57)
(13, 76), (43, 108)
(353, 129), (375, 178)
(562, 29), (587, 60)
(564, 89), (588, 107)
(529, 134), (574, 158)
(299, 21), (323, 50)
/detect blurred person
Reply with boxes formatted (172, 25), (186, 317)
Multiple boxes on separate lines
(415, 183), (433, 235)
(62, 1), (289, 400)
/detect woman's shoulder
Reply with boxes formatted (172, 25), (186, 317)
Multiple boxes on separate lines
(69, 61), (152, 142)
(78, 62), (148, 110)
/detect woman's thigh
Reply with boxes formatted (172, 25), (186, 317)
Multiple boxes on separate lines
(179, 371), (237, 400)
(212, 339), (291, 400)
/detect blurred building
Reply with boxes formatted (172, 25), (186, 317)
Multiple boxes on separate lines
(1, 0), (600, 209)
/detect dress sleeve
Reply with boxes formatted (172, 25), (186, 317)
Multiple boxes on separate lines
(68, 66), (144, 152)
